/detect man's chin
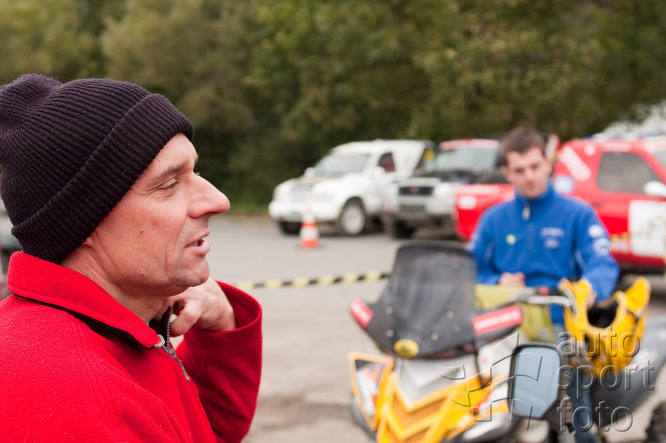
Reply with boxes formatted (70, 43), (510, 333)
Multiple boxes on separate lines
(180, 263), (211, 288)
(520, 188), (544, 199)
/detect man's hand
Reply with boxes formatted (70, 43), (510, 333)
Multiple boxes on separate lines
(498, 272), (526, 287)
(165, 278), (236, 337)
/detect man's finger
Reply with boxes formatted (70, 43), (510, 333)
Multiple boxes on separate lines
(169, 302), (202, 337)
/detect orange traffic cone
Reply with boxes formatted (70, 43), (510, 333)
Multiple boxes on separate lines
(300, 206), (319, 249)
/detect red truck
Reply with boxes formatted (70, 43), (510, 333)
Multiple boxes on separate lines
(454, 135), (666, 272)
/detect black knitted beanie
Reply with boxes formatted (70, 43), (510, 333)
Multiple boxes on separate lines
(0, 74), (194, 263)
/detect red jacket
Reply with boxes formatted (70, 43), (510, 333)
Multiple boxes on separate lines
(0, 252), (262, 442)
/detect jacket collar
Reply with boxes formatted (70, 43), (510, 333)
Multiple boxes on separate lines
(6, 252), (163, 349)
(514, 180), (555, 208)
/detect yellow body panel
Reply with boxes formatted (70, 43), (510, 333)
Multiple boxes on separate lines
(562, 277), (650, 376)
(374, 371), (501, 443)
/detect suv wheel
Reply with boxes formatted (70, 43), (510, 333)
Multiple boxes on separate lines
(277, 221), (301, 235)
(337, 200), (366, 236)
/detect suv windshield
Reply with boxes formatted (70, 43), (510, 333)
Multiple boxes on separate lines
(313, 153), (370, 176)
(424, 148), (497, 174)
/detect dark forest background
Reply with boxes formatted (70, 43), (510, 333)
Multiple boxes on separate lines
(2, 0), (665, 209)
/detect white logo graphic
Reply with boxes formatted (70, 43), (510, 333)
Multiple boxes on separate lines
(588, 224), (605, 238)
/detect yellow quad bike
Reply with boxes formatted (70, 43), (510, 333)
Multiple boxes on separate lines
(348, 241), (656, 443)
(349, 242), (538, 443)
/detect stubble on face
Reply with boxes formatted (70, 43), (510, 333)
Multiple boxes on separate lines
(65, 135), (229, 318)
(503, 147), (552, 199)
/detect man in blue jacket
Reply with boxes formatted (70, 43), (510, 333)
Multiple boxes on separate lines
(470, 127), (619, 442)
(470, 127), (619, 318)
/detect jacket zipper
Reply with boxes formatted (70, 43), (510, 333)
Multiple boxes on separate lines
(155, 306), (190, 382)
(523, 200), (535, 253)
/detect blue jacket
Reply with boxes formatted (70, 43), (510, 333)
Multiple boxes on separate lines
(470, 182), (619, 324)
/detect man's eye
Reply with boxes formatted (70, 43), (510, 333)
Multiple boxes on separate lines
(162, 181), (180, 190)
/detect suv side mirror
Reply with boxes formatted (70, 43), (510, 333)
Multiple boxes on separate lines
(508, 344), (565, 425)
(304, 167), (315, 178)
(644, 181), (666, 198)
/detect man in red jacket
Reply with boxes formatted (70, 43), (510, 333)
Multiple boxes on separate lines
(0, 74), (262, 442)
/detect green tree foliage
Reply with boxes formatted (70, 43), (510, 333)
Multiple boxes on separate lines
(247, 1), (447, 184)
(0, 0), (94, 82)
(102, 0), (262, 203)
(412, 0), (598, 138)
(0, 0), (124, 83)
(593, 1), (666, 123)
(1, 0), (666, 206)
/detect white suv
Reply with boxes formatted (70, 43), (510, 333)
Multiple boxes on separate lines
(269, 139), (433, 236)
(382, 139), (501, 238)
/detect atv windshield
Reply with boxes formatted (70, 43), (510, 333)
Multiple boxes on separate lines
(363, 242), (479, 357)
(312, 153), (370, 177)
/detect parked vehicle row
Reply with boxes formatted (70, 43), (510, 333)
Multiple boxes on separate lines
(267, 134), (666, 272)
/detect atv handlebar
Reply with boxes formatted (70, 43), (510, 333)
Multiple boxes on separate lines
(507, 286), (578, 317)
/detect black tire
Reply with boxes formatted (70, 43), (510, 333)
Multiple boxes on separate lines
(337, 200), (366, 236)
(646, 402), (666, 442)
(387, 220), (415, 239)
(277, 221), (301, 235)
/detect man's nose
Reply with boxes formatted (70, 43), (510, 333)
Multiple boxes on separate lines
(191, 176), (230, 218)
(523, 168), (535, 181)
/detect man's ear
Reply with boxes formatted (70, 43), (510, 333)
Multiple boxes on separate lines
(501, 165), (509, 181)
(59, 234), (96, 270)
(81, 234), (94, 247)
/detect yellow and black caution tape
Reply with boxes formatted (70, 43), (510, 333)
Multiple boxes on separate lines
(234, 271), (389, 291)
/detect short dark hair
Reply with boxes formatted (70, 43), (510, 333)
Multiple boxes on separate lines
(500, 127), (546, 165)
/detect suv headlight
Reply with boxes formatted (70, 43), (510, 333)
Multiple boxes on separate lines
(272, 182), (294, 201)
